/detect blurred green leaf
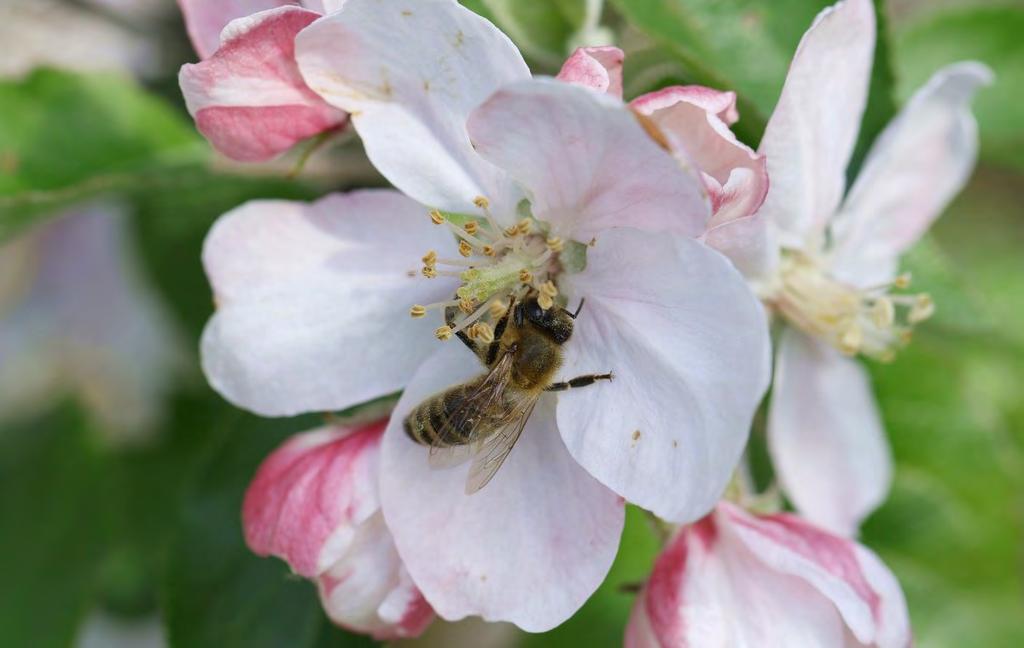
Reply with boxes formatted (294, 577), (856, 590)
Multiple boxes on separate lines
(461, 0), (594, 69)
(892, 6), (1024, 169)
(861, 170), (1024, 648)
(0, 406), (111, 648)
(160, 406), (374, 648)
(0, 69), (201, 240)
(609, 0), (837, 142)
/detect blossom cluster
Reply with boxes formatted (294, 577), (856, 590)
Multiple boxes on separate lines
(177, 0), (989, 644)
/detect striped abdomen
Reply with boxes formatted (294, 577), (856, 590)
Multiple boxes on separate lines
(404, 380), (502, 447)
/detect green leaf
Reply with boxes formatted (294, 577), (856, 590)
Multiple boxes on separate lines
(609, 0), (835, 142)
(160, 406), (373, 648)
(892, 6), (1024, 170)
(0, 406), (112, 648)
(461, 0), (594, 69)
(0, 69), (201, 240)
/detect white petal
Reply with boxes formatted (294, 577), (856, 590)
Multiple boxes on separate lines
(757, 0), (875, 247)
(200, 190), (458, 417)
(768, 329), (892, 536)
(829, 62), (993, 286)
(557, 228), (771, 523)
(176, 0), (295, 59)
(467, 79), (710, 241)
(295, 0), (530, 215)
(379, 343), (625, 632)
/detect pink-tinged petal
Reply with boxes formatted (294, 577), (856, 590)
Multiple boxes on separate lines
(829, 62), (993, 286)
(200, 190), (458, 417)
(757, 0), (875, 247)
(243, 420), (434, 639)
(768, 329), (892, 536)
(179, 6), (347, 162)
(176, 0), (296, 59)
(468, 79), (711, 241)
(243, 421), (385, 578)
(379, 343), (625, 632)
(631, 85), (771, 276)
(556, 46), (625, 98)
(723, 503), (911, 647)
(628, 512), (850, 647)
(295, 0), (530, 216)
(557, 229), (771, 523)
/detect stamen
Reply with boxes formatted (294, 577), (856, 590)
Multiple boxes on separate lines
(409, 305), (427, 318)
(422, 266), (438, 278)
(519, 269), (532, 284)
(449, 296), (499, 335)
(468, 321), (495, 344)
(893, 273), (912, 289)
(435, 325), (454, 341)
(871, 297), (895, 328)
(459, 297), (475, 314)
(482, 245), (496, 257)
(909, 294), (934, 323)
(458, 240), (473, 257)
(516, 218), (532, 235)
(538, 293), (554, 310)
(539, 280), (558, 298)
(421, 250), (437, 266)
(429, 209), (445, 225)
(489, 299), (508, 320)
(464, 220), (479, 235)
(839, 324), (862, 355)
(546, 236), (564, 252)
(473, 196), (489, 209)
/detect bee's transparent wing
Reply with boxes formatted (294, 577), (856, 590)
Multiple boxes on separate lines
(427, 351), (515, 470)
(464, 394), (539, 495)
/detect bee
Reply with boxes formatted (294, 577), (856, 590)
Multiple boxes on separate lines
(405, 294), (613, 494)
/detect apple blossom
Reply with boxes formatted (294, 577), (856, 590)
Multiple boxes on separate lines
(557, 46), (771, 277)
(711, 0), (989, 536)
(199, 0), (770, 631)
(0, 204), (179, 441)
(177, 1), (347, 161)
(243, 417), (434, 640)
(625, 502), (911, 648)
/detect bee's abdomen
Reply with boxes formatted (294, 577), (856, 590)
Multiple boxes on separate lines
(404, 384), (478, 447)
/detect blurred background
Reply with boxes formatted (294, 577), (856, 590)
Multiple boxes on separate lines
(0, 1), (1020, 646)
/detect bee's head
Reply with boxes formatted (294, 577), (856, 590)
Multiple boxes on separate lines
(514, 296), (574, 344)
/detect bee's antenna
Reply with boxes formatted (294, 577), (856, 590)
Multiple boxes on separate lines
(568, 298), (586, 319)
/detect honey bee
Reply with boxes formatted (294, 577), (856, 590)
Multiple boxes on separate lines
(405, 294), (613, 494)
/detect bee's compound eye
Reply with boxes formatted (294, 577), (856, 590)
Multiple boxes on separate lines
(525, 300), (544, 322)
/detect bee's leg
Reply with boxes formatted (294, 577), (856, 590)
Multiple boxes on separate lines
(445, 302), (479, 354)
(546, 372), (614, 392)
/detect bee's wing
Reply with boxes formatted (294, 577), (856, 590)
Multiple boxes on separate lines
(464, 392), (540, 495)
(427, 350), (516, 470)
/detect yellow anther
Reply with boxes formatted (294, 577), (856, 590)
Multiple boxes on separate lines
(489, 299), (507, 320)
(422, 266), (438, 279)
(473, 196), (490, 209)
(900, 329), (914, 345)
(409, 304), (427, 318)
(909, 294), (934, 323)
(458, 240), (473, 257)
(482, 245), (496, 257)
(839, 325), (862, 355)
(435, 325), (454, 341)
(463, 221), (479, 235)
(516, 218), (532, 234)
(421, 250), (437, 265)
(539, 280), (558, 298)
(459, 297), (475, 314)
(871, 297), (895, 328)
(518, 269), (533, 283)
(538, 293), (554, 311)
(546, 236), (564, 252)
(893, 273), (912, 289)
(473, 322), (495, 344)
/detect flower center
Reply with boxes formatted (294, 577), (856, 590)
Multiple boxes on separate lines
(409, 196), (566, 342)
(766, 251), (934, 361)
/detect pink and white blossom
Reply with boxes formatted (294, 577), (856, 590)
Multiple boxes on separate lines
(243, 418), (434, 639)
(177, 2), (347, 161)
(558, 45), (771, 277)
(716, 0), (991, 536)
(200, 0), (771, 631)
(625, 502), (911, 648)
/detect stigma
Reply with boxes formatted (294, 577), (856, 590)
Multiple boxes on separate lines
(765, 251), (934, 361)
(410, 197), (565, 340)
